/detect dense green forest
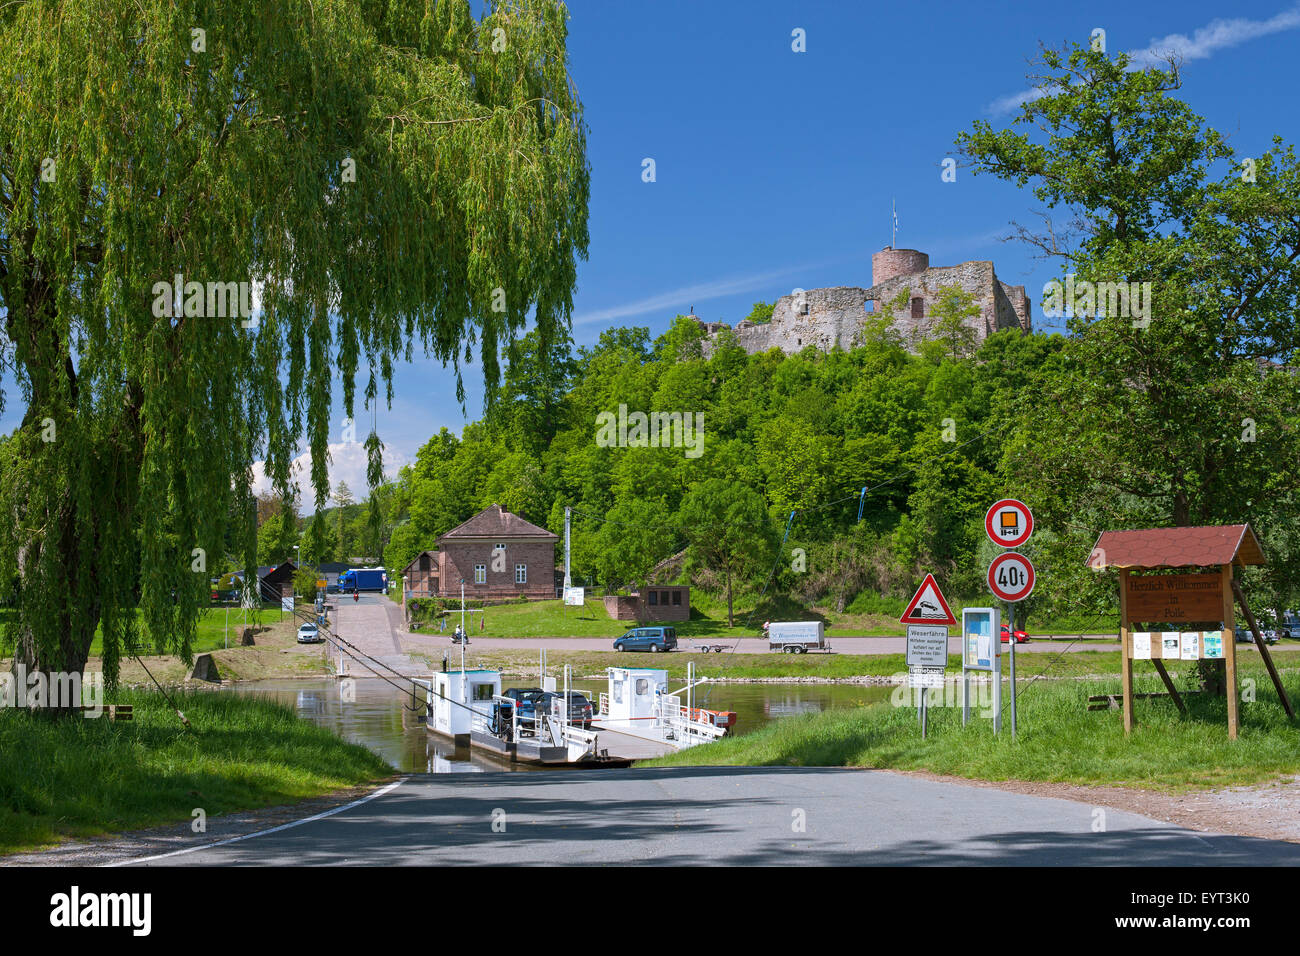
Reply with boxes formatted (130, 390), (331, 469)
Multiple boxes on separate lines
(353, 308), (1296, 626)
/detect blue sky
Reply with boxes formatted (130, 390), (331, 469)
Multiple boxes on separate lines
(3, 1), (1298, 509)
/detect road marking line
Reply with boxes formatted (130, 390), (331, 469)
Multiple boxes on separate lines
(108, 778), (406, 866)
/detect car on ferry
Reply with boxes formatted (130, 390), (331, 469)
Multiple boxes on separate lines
(613, 626), (677, 653)
(538, 691), (594, 728)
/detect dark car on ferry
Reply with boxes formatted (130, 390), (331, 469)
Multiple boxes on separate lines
(537, 691), (594, 728)
(613, 626), (677, 653)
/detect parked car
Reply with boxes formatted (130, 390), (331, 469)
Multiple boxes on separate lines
(1235, 625), (1278, 644)
(1000, 624), (1029, 644)
(539, 691), (594, 728)
(296, 622), (322, 644)
(613, 626), (677, 653)
(502, 688), (546, 722)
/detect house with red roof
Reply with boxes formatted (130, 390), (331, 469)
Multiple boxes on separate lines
(401, 504), (558, 602)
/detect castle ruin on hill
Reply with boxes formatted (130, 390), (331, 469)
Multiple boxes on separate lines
(694, 246), (1032, 357)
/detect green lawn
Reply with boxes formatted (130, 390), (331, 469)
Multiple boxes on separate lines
(0, 688), (393, 854)
(407, 592), (1124, 640)
(647, 659), (1300, 790)
(2, 604), (289, 658)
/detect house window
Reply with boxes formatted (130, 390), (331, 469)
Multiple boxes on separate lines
(474, 564), (486, 584)
(472, 683), (495, 702)
(911, 297), (924, 319)
(648, 590), (658, 606)
(419, 554), (431, 571)
(672, 590), (682, 606)
(494, 543), (506, 552)
(515, 564), (527, 584)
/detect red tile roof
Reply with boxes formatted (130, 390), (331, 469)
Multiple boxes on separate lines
(1086, 524), (1265, 570)
(438, 504), (558, 542)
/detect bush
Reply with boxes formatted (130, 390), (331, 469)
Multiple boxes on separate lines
(845, 591), (907, 617)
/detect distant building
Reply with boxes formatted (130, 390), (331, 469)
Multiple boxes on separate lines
(233, 561), (296, 602)
(698, 245), (1031, 357)
(604, 585), (691, 623)
(401, 505), (558, 603)
(316, 561), (354, 589)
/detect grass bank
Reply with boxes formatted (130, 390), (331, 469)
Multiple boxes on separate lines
(0, 688), (393, 855)
(432, 647), (1131, 682)
(407, 595), (1122, 640)
(645, 665), (1300, 790)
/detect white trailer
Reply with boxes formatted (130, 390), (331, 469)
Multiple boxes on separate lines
(766, 620), (827, 654)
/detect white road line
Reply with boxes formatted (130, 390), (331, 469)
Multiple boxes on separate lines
(107, 778), (406, 866)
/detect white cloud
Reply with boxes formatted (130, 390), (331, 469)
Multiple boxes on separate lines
(251, 440), (409, 514)
(572, 252), (869, 327)
(988, 6), (1300, 114)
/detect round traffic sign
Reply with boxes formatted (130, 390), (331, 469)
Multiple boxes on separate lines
(988, 552), (1035, 602)
(985, 498), (1034, 548)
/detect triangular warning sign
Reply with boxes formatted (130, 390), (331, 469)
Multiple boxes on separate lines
(900, 573), (957, 626)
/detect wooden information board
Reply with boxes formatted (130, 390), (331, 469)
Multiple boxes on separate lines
(1124, 573), (1224, 625)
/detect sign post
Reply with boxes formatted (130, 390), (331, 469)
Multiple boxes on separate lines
(985, 500), (1035, 740)
(962, 606), (1001, 732)
(901, 574), (957, 739)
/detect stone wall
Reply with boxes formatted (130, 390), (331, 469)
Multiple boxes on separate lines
(696, 247), (1031, 358)
(702, 287), (869, 357)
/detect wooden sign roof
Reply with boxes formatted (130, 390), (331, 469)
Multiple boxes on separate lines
(1086, 524), (1266, 570)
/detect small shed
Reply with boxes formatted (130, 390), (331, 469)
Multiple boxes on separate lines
(1087, 523), (1289, 739)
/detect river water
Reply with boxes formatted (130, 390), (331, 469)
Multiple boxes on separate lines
(232, 677), (894, 773)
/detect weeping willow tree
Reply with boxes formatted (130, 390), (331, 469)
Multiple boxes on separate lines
(0, 0), (589, 700)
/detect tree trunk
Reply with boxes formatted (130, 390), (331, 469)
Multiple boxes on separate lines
(726, 566), (733, 627)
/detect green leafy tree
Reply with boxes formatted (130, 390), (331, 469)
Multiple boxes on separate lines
(0, 0), (590, 695)
(333, 482), (356, 560)
(679, 479), (777, 626)
(958, 42), (1300, 616)
(300, 514), (339, 569)
(743, 301), (775, 325)
(921, 286), (980, 362)
(256, 510), (299, 567)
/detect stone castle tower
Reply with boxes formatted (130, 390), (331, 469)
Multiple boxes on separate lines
(696, 246), (1031, 357)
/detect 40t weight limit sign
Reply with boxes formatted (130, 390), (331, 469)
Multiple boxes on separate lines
(988, 552), (1035, 603)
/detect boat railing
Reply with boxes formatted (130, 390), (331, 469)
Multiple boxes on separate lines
(659, 695), (727, 745)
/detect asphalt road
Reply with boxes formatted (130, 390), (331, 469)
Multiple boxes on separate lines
(125, 766), (1300, 866)
(406, 633), (1122, 654)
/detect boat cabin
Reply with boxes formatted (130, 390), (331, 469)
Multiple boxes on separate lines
(427, 669), (502, 745)
(604, 668), (668, 723)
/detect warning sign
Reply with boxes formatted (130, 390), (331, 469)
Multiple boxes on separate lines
(900, 573), (958, 626)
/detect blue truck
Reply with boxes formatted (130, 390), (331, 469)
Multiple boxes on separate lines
(339, 567), (389, 592)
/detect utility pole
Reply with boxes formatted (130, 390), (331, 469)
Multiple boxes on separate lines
(563, 506), (572, 593)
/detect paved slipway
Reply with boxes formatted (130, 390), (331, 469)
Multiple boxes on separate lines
(11, 767), (1289, 867)
(329, 594), (425, 678)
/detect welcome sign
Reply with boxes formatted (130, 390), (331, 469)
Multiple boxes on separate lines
(1125, 573), (1224, 624)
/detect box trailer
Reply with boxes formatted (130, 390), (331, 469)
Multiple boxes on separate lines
(340, 567), (389, 592)
(766, 620), (827, 654)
